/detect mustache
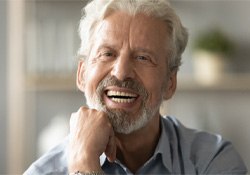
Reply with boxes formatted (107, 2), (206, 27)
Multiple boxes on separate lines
(96, 76), (148, 98)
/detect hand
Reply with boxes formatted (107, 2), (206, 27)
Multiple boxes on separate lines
(68, 107), (117, 173)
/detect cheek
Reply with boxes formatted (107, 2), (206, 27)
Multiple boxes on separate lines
(84, 63), (110, 94)
(147, 80), (165, 103)
(85, 68), (100, 93)
(140, 70), (167, 106)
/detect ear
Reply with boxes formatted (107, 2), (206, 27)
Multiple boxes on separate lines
(76, 60), (85, 92)
(163, 70), (177, 100)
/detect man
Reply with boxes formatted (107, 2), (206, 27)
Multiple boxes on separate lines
(24, 0), (247, 174)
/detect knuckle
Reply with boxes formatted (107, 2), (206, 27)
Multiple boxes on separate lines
(106, 121), (113, 129)
(78, 106), (88, 113)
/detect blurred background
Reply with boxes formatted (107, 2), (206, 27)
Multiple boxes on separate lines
(1, 0), (250, 174)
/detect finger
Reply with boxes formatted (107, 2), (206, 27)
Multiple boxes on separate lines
(105, 133), (116, 162)
(110, 139), (117, 162)
(104, 134), (114, 157)
(70, 106), (88, 132)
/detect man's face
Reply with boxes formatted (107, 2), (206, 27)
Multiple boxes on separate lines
(77, 12), (176, 134)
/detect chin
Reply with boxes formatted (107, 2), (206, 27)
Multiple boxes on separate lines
(106, 106), (157, 134)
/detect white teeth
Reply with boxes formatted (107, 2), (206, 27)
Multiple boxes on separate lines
(111, 98), (135, 103)
(107, 91), (137, 97)
(107, 90), (137, 103)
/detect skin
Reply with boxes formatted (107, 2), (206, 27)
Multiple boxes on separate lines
(68, 12), (177, 173)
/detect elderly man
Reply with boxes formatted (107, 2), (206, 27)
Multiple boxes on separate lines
(24, 0), (247, 174)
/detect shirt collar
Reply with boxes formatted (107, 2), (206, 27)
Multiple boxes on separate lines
(154, 116), (173, 172)
(99, 116), (173, 172)
(100, 153), (106, 166)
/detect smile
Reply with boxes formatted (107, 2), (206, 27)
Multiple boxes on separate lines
(106, 90), (138, 104)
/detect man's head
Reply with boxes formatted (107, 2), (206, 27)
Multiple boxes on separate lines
(78, 0), (188, 71)
(76, 0), (188, 134)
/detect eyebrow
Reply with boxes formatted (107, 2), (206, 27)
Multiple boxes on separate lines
(96, 43), (119, 53)
(97, 43), (157, 55)
(95, 41), (159, 63)
(133, 47), (157, 57)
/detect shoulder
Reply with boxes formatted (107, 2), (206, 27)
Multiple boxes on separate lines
(162, 116), (248, 174)
(24, 136), (69, 175)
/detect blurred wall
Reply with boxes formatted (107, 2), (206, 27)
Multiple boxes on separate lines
(0, 0), (7, 173)
(23, 1), (85, 171)
(172, 0), (250, 75)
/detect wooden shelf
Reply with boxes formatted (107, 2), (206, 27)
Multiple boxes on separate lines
(26, 73), (250, 92)
(26, 74), (77, 91)
(177, 74), (250, 92)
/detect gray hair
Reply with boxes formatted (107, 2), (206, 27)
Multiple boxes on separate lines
(78, 0), (188, 71)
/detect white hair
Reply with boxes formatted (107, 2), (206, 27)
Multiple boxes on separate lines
(78, 0), (188, 71)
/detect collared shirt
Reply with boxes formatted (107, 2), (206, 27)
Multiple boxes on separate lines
(24, 116), (247, 175)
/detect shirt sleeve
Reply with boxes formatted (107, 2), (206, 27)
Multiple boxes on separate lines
(23, 164), (43, 175)
(188, 131), (248, 175)
(201, 141), (248, 175)
(23, 137), (69, 175)
(164, 116), (248, 175)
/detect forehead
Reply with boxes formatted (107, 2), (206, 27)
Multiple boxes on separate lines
(94, 12), (170, 54)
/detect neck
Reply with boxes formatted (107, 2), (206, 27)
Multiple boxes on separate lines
(115, 114), (161, 173)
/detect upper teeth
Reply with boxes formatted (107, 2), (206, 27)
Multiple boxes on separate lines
(107, 91), (137, 98)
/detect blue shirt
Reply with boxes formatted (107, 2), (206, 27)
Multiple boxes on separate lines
(24, 116), (247, 175)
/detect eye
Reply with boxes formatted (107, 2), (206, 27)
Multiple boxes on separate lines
(135, 54), (157, 66)
(98, 50), (116, 61)
(136, 55), (150, 61)
(102, 51), (115, 57)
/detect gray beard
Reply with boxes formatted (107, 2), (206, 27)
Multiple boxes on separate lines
(104, 102), (160, 134)
(85, 76), (163, 134)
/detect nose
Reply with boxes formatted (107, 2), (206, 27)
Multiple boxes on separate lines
(111, 54), (135, 81)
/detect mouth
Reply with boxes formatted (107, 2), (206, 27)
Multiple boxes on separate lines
(105, 89), (139, 104)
